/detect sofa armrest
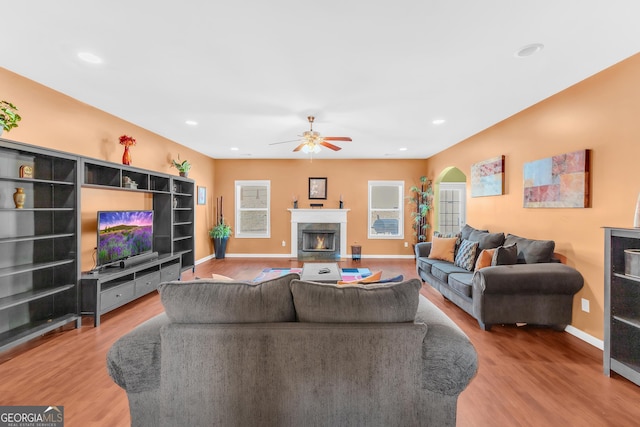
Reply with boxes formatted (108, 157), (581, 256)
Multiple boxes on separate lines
(106, 313), (169, 393)
(473, 263), (584, 295)
(414, 295), (478, 396)
(415, 242), (432, 258)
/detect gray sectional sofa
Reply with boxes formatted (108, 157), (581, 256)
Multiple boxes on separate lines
(415, 224), (584, 331)
(107, 274), (478, 427)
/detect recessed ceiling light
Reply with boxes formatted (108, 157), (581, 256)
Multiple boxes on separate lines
(185, 120), (198, 126)
(230, 147), (239, 151)
(399, 147), (408, 151)
(432, 119), (446, 125)
(515, 43), (544, 58)
(77, 52), (103, 64)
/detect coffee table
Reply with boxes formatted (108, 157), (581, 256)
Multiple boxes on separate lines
(300, 262), (342, 283)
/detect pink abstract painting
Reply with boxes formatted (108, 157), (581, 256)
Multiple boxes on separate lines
(523, 149), (590, 208)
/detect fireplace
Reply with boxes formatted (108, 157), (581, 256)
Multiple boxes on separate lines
(289, 209), (349, 260)
(298, 223), (340, 260)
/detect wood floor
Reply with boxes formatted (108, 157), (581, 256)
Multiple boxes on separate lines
(1, 257), (639, 426)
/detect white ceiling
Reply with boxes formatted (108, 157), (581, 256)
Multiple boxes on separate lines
(4, 1), (640, 159)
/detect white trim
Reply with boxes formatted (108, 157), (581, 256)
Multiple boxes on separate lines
(564, 325), (604, 350)
(368, 180), (404, 239)
(199, 253), (416, 260)
(235, 180), (271, 238)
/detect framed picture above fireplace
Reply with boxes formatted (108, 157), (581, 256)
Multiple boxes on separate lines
(309, 177), (327, 200)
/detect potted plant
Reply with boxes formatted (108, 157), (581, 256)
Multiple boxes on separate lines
(0, 100), (22, 136)
(171, 156), (191, 177)
(407, 176), (433, 245)
(209, 222), (232, 259)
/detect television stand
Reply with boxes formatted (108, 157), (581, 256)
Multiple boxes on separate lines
(80, 253), (181, 326)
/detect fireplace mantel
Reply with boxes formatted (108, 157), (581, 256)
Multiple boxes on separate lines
(288, 209), (349, 259)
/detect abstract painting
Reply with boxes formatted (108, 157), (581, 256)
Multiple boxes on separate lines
(523, 149), (590, 208)
(471, 155), (505, 197)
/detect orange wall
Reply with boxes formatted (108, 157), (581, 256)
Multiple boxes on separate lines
(0, 68), (216, 271)
(213, 159), (428, 256)
(6, 49), (639, 339)
(425, 53), (640, 340)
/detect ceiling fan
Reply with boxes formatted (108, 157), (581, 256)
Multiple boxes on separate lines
(270, 116), (352, 153)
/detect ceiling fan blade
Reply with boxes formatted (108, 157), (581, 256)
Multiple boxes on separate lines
(323, 136), (352, 141)
(293, 143), (306, 152)
(269, 139), (302, 146)
(319, 141), (342, 151)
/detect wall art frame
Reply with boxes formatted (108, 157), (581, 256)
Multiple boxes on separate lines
(197, 186), (207, 205)
(308, 177), (327, 200)
(523, 149), (590, 208)
(471, 155), (505, 197)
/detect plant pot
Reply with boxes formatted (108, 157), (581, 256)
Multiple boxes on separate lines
(213, 237), (229, 259)
(179, 171), (188, 177)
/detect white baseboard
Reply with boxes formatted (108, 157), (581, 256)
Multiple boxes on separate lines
(565, 325), (604, 350)
(211, 253), (416, 260)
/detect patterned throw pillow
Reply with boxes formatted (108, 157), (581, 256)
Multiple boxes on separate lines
(454, 239), (479, 271)
(433, 231), (461, 247)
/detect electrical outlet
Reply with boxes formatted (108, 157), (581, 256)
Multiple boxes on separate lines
(404, 242), (408, 248)
(581, 298), (590, 313)
(281, 240), (286, 247)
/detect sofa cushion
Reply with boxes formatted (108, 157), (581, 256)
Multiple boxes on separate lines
(474, 248), (497, 270)
(433, 230), (462, 246)
(290, 279), (421, 323)
(468, 230), (505, 250)
(428, 236), (458, 262)
(447, 272), (474, 298)
(158, 273), (299, 323)
(492, 243), (518, 265)
(504, 234), (555, 263)
(460, 224), (488, 241)
(454, 239), (479, 271)
(431, 262), (470, 283)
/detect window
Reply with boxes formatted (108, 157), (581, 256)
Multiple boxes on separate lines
(235, 180), (270, 238)
(438, 182), (466, 235)
(368, 180), (404, 239)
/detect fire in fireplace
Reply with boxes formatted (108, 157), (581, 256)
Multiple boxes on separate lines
(297, 222), (341, 260)
(302, 231), (336, 252)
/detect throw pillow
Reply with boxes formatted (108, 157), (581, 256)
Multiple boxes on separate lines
(337, 270), (383, 285)
(454, 239), (479, 271)
(492, 243), (518, 265)
(290, 279), (421, 323)
(433, 231), (462, 245)
(468, 230), (506, 250)
(460, 224), (488, 241)
(504, 234), (555, 263)
(428, 237), (458, 262)
(158, 273), (299, 323)
(474, 248), (497, 270)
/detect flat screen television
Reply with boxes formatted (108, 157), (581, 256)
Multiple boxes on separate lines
(97, 210), (154, 267)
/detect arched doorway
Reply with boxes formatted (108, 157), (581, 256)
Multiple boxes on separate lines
(434, 167), (466, 234)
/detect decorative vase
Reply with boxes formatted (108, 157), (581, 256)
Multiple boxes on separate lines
(13, 187), (26, 209)
(213, 237), (229, 259)
(293, 200), (298, 209)
(122, 146), (132, 165)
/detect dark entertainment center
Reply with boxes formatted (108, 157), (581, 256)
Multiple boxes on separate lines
(0, 138), (195, 351)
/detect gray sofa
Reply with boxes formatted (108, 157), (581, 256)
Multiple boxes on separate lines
(107, 274), (477, 427)
(415, 225), (584, 331)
